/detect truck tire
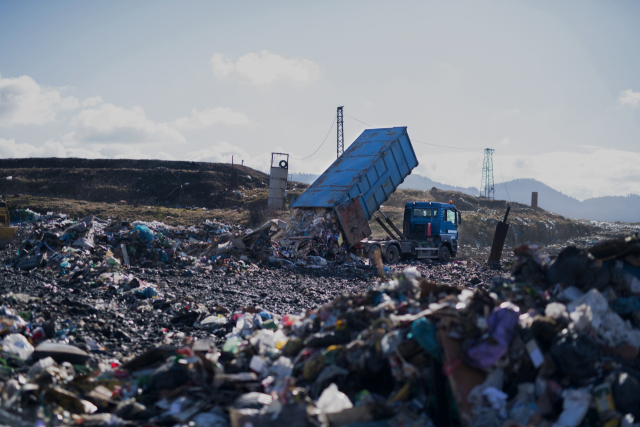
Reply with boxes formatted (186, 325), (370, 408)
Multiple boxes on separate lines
(385, 245), (400, 264)
(439, 246), (451, 264)
(367, 246), (381, 264)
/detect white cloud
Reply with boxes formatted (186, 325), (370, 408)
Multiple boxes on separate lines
(619, 89), (640, 108)
(211, 54), (236, 78)
(211, 50), (320, 85)
(0, 137), (103, 159)
(0, 137), (179, 161)
(72, 103), (186, 145)
(184, 142), (343, 177)
(499, 137), (511, 146)
(173, 107), (251, 129)
(185, 141), (254, 164)
(97, 143), (175, 160)
(82, 96), (103, 107)
(0, 74), (79, 126)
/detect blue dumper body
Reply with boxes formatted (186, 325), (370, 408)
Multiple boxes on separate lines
(292, 127), (461, 263)
(292, 127), (418, 220)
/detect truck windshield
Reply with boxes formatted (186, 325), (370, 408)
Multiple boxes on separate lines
(413, 208), (432, 218)
(444, 209), (456, 222)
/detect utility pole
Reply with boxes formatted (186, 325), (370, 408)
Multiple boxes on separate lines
(337, 106), (344, 158)
(480, 148), (495, 199)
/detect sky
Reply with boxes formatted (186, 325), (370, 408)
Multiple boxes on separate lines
(1, 0), (639, 201)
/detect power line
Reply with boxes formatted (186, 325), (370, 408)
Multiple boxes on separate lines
(345, 113), (374, 127)
(500, 170), (511, 202)
(301, 116), (336, 160)
(411, 139), (477, 150)
(345, 113), (478, 151)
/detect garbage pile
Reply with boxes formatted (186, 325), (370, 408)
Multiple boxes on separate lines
(224, 208), (350, 267)
(1, 229), (639, 426)
(269, 208), (349, 264)
(8, 213), (257, 278)
(8, 208), (356, 277)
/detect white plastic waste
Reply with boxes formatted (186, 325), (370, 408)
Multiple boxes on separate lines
(316, 383), (353, 424)
(553, 388), (591, 427)
(482, 387), (508, 419)
(545, 302), (569, 320)
(192, 410), (228, 427)
(270, 356), (293, 379)
(2, 333), (34, 360)
(567, 289), (640, 349)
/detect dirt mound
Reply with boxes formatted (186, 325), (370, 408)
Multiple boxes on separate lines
(0, 158), (311, 210)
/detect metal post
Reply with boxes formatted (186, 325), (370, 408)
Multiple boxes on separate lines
(488, 206), (510, 264)
(531, 192), (538, 209)
(337, 106), (344, 158)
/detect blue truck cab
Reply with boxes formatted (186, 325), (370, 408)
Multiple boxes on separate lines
(403, 201), (461, 260)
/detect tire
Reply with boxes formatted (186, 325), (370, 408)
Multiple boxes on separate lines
(279, 160), (288, 169)
(367, 246), (381, 263)
(439, 246), (451, 264)
(385, 245), (400, 264)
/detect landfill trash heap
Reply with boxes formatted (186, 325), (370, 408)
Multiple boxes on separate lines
(8, 208), (359, 279)
(1, 223), (640, 426)
(7, 212), (263, 278)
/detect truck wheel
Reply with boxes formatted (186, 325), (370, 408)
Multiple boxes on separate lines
(385, 245), (400, 264)
(367, 246), (381, 264)
(439, 246), (451, 264)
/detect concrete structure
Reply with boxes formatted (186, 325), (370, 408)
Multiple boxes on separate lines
(531, 191), (538, 209)
(268, 153), (289, 209)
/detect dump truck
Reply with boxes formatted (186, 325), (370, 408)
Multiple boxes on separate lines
(0, 200), (17, 248)
(354, 201), (461, 264)
(291, 127), (461, 263)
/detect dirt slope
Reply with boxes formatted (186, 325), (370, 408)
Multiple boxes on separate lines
(0, 158), (306, 210)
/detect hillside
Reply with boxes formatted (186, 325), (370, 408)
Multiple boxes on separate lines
(492, 178), (640, 223)
(392, 173), (639, 223)
(0, 158), (305, 212)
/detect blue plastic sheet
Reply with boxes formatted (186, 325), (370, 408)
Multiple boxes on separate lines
(410, 317), (441, 362)
(131, 225), (154, 243)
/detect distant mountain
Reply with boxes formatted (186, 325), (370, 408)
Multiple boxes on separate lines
(290, 173), (319, 185)
(291, 172), (640, 223)
(399, 174), (479, 196)
(492, 178), (640, 223)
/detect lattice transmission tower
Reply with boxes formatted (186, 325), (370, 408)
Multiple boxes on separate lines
(480, 148), (495, 199)
(337, 106), (344, 158)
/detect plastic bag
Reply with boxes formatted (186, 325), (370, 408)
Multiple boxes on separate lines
(2, 333), (34, 360)
(549, 329), (601, 382)
(411, 317), (441, 361)
(132, 225), (154, 243)
(465, 302), (520, 369)
(316, 383), (353, 423)
(553, 388), (591, 427)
